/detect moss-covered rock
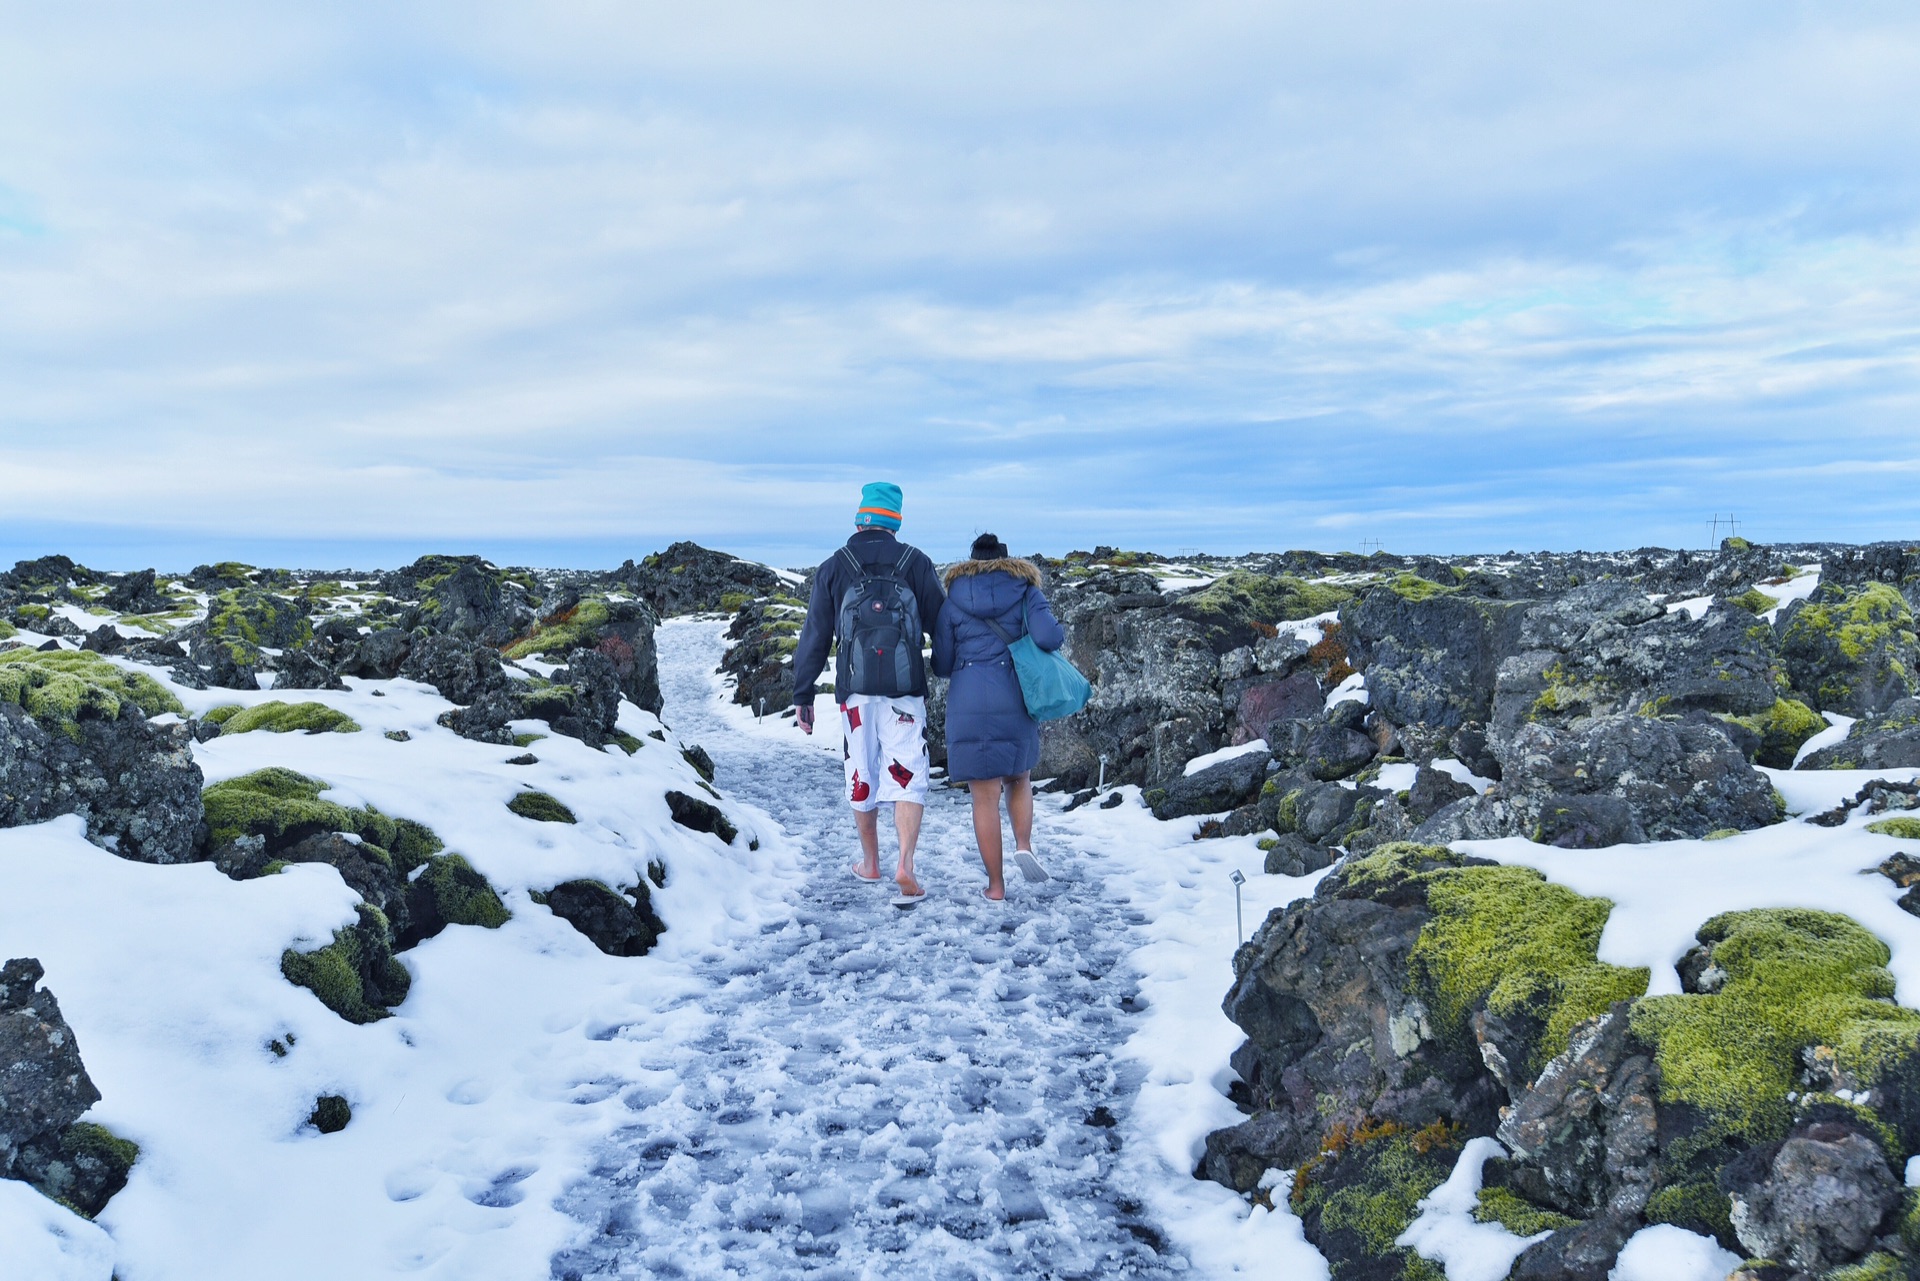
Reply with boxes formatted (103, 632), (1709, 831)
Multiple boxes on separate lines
(308, 1095), (351, 1134)
(1779, 583), (1919, 717)
(202, 768), (401, 854)
(0, 649), (183, 738)
(1723, 697), (1826, 769)
(1630, 910), (1920, 1182)
(1474, 1184), (1577, 1237)
(1868, 817), (1920, 840)
(398, 853), (509, 949)
(508, 790), (576, 824)
(1291, 1119), (1461, 1280)
(211, 700), (360, 736)
(1173, 572), (1354, 652)
(1412, 862), (1650, 1081)
(281, 904), (411, 1023)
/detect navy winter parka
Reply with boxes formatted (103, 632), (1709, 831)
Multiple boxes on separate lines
(930, 559), (1068, 783)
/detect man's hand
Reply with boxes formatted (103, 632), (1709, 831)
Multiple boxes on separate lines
(796, 702), (815, 735)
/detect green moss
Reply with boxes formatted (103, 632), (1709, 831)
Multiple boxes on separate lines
(0, 649), (185, 737)
(0, 620), (13, 639)
(1473, 1185), (1576, 1237)
(1726, 588), (1778, 614)
(1387, 573), (1456, 602)
(15, 603), (49, 622)
(1178, 572), (1354, 646)
(612, 732), (644, 756)
(1630, 909), (1920, 1175)
(1276, 789), (1303, 833)
(1644, 1179), (1735, 1242)
(512, 732), (545, 748)
(1257, 836), (1280, 851)
(203, 704), (242, 724)
(1292, 1123), (1458, 1280)
(1412, 863), (1649, 1077)
(308, 1095), (352, 1134)
(1828, 1253), (1905, 1281)
(203, 768), (402, 852)
(719, 592), (751, 612)
(217, 700), (360, 735)
(502, 597), (612, 660)
(64, 1121), (139, 1178)
(1783, 583), (1917, 688)
(207, 587), (311, 651)
(1725, 697), (1827, 769)
(1868, 817), (1920, 840)
(1704, 829), (1741, 841)
(509, 790), (576, 824)
(280, 906), (410, 1024)
(415, 853), (509, 929)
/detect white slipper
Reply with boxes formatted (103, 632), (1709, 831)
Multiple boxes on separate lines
(1012, 849), (1049, 883)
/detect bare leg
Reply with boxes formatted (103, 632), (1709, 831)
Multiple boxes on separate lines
(1006, 773), (1034, 852)
(970, 779), (1006, 899)
(852, 808), (881, 880)
(893, 802), (924, 894)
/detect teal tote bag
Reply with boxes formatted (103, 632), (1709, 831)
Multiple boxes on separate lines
(975, 600), (1092, 722)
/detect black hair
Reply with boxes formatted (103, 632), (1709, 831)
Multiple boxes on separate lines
(970, 532), (1010, 560)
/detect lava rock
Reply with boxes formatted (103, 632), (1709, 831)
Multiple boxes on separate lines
(541, 879), (664, 957)
(1145, 749), (1272, 820)
(0, 959), (101, 1178)
(1723, 1116), (1902, 1272)
(0, 702), (206, 863)
(399, 634), (509, 707)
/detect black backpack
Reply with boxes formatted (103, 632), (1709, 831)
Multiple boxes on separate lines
(834, 545), (923, 697)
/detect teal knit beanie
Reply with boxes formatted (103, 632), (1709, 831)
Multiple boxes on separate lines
(855, 482), (903, 532)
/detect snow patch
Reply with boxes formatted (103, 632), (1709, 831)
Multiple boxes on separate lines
(1610, 1224), (1740, 1280)
(1397, 1137), (1544, 1281)
(1184, 739), (1269, 777)
(1793, 711), (1857, 767)
(1433, 758), (1495, 795)
(1327, 673), (1368, 707)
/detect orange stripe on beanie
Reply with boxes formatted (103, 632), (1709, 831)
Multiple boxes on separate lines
(855, 482), (903, 531)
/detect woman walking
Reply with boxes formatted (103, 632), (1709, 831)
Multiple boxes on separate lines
(931, 534), (1068, 900)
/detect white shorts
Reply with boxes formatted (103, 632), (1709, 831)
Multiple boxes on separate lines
(841, 694), (930, 811)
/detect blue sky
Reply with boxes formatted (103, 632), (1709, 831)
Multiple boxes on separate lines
(2, 1), (1918, 569)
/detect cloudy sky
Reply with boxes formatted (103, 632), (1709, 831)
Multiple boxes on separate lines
(2, 1), (1917, 568)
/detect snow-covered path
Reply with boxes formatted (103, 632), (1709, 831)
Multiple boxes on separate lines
(551, 622), (1186, 1280)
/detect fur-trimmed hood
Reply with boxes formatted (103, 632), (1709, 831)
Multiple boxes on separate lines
(943, 557), (1042, 589)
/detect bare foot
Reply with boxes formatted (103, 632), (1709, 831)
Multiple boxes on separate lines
(982, 882), (1005, 901)
(896, 870), (924, 898)
(852, 861), (882, 882)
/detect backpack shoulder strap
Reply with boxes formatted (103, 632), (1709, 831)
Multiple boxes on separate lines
(894, 546), (915, 575)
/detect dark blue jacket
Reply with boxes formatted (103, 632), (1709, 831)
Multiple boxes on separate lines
(791, 529), (946, 704)
(930, 561), (1067, 782)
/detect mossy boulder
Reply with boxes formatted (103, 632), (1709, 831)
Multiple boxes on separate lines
(508, 790), (576, 824)
(1201, 843), (1645, 1193)
(0, 657), (202, 863)
(1723, 697), (1826, 769)
(203, 768), (402, 854)
(281, 904), (411, 1024)
(1290, 1119), (1462, 1281)
(1778, 583), (1919, 718)
(397, 853), (509, 949)
(308, 1095), (351, 1134)
(1801, 696), (1920, 772)
(1339, 587), (1532, 734)
(609, 541), (784, 619)
(502, 596), (661, 715)
(207, 700), (359, 736)
(1172, 572), (1353, 653)
(1616, 908), (1920, 1249)
(0, 649), (183, 737)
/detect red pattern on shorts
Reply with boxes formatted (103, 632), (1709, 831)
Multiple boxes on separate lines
(888, 760), (915, 788)
(850, 770), (870, 802)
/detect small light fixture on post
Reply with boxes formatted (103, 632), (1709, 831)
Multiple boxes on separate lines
(1098, 753), (1110, 791)
(1230, 868), (1247, 946)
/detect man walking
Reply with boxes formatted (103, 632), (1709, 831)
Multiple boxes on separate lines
(791, 482), (947, 897)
